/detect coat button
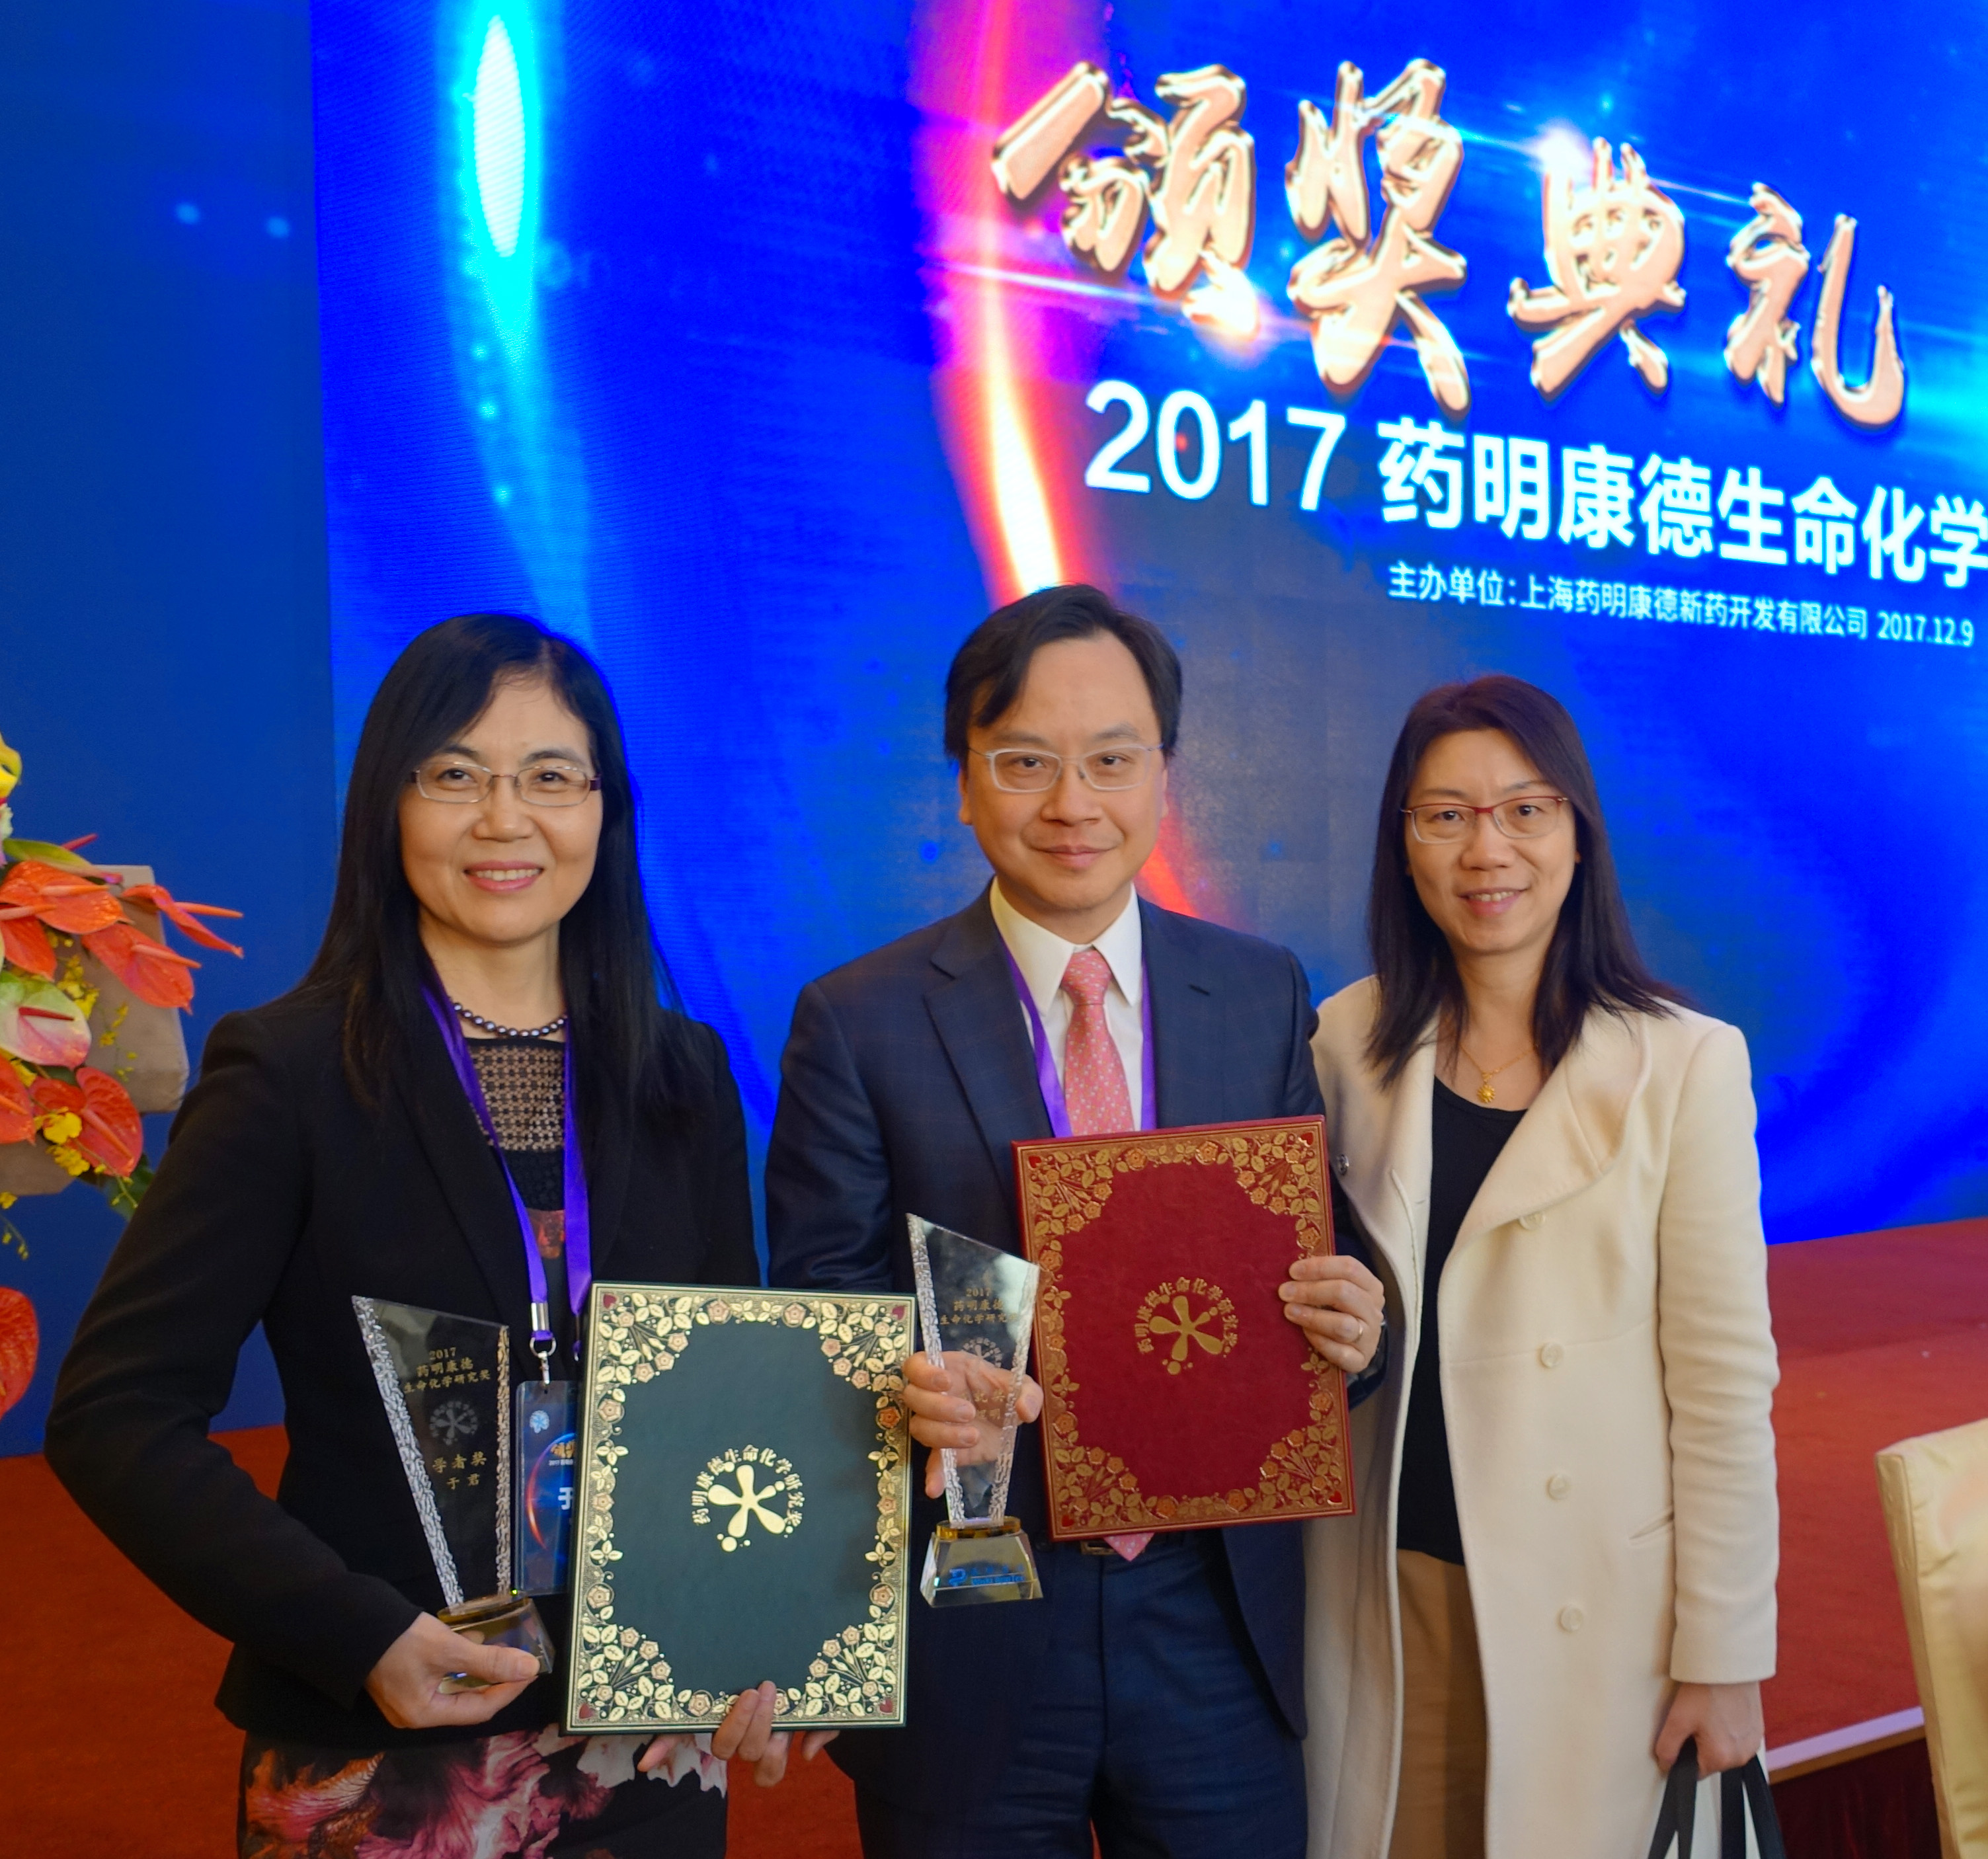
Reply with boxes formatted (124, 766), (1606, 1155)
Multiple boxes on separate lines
(1539, 1341), (1565, 1368)
(1558, 1604), (1584, 1633)
(1519, 1210), (1544, 1230)
(1335, 1153), (1351, 1177)
(1547, 1472), (1572, 1500)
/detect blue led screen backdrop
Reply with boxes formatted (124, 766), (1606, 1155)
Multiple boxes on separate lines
(311, 0), (1988, 1246)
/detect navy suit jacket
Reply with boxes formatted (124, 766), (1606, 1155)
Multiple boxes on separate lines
(765, 886), (1326, 1811)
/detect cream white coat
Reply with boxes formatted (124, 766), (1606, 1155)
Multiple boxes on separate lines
(1302, 979), (1779, 1859)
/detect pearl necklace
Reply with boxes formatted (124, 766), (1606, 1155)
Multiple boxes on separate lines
(450, 998), (569, 1040)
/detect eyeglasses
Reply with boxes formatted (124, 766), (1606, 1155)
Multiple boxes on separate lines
(973, 744), (1162, 793)
(411, 756), (601, 807)
(1403, 795), (1568, 844)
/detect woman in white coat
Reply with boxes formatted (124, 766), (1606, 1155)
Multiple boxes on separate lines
(1302, 676), (1778, 1858)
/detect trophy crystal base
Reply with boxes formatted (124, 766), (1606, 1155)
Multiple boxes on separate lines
(920, 1515), (1043, 1607)
(436, 1591), (557, 1692)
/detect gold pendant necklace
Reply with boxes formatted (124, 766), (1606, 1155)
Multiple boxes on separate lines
(1458, 1041), (1532, 1105)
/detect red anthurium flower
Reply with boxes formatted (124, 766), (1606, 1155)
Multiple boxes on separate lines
(73, 1066), (143, 1177)
(0, 917), (54, 979)
(0, 1064), (32, 1145)
(78, 921), (198, 1010)
(29, 1074), (87, 1160)
(0, 978), (92, 1066)
(30, 1074), (81, 1116)
(119, 883), (245, 957)
(0, 859), (124, 935)
(0, 1286), (36, 1419)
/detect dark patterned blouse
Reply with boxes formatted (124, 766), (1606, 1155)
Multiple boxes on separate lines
(468, 1038), (573, 1357)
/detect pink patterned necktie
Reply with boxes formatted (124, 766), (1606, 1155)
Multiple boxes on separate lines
(1059, 947), (1153, 1562)
(1060, 947), (1134, 1138)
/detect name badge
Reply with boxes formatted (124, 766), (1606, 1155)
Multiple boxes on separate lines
(515, 1380), (577, 1594)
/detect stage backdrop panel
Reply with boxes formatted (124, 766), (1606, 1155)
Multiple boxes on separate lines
(311, 0), (1988, 1252)
(0, 0), (335, 1455)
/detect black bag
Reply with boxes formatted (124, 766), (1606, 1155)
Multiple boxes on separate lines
(1646, 1736), (1788, 1859)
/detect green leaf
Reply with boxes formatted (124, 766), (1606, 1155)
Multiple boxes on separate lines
(1, 839), (107, 874)
(92, 1152), (155, 1219)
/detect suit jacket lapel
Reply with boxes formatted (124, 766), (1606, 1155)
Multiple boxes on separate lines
(924, 890), (1051, 1228)
(397, 1011), (532, 1320)
(1458, 1010), (1650, 1245)
(1140, 900), (1229, 1129)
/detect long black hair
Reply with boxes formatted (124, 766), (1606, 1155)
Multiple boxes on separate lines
(1365, 674), (1685, 1085)
(298, 613), (705, 1128)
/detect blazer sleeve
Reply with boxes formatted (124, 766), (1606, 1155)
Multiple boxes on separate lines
(764, 979), (895, 1292)
(1654, 1020), (1780, 1683)
(694, 1019), (761, 1286)
(44, 1011), (420, 1706)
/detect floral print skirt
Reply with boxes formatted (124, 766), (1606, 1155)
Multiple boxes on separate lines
(238, 1723), (727, 1858)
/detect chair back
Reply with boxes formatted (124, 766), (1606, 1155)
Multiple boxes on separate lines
(1878, 1415), (1988, 1858)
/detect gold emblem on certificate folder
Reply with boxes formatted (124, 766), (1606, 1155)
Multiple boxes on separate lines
(567, 1285), (913, 1732)
(1134, 1278), (1238, 1373)
(692, 1446), (805, 1550)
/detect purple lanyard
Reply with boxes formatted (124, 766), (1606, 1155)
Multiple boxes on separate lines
(1002, 945), (1157, 1137)
(425, 992), (592, 1368)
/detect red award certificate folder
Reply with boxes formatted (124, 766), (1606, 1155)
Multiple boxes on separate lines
(1014, 1115), (1355, 1540)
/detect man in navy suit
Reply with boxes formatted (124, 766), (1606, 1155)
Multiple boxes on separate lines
(766, 585), (1384, 1858)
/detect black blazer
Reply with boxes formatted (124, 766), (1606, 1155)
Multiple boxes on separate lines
(45, 990), (757, 1747)
(765, 889), (1326, 1812)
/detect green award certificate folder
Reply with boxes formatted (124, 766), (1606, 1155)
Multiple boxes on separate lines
(565, 1284), (915, 1733)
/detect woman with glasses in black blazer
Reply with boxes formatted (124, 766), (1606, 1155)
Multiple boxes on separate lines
(48, 613), (815, 1857)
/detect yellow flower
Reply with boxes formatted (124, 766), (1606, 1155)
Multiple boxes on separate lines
(46, 1142), (92, 1177)
(0, 730), (18, 804)
(39, 1111), (82, 1146)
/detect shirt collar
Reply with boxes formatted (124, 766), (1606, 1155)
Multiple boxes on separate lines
(988, 881), (1144, 1016)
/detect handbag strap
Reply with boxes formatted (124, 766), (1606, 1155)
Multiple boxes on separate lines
(1647, 1738), (1699, 1859)
(1650, 1740), (1788, 1859)
(1720, 1756), (1788, 1859)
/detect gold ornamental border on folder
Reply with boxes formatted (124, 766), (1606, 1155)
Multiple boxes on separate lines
(569, 1287), (912, 1731)
(1018, 1121), (1353, 1536)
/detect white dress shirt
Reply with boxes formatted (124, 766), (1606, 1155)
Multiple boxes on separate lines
(988, 881), (1146, 1129)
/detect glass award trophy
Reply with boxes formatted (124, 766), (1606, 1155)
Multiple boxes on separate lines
(907, 1214), (1043, 1606)
(352, 1296), (555, 1689)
